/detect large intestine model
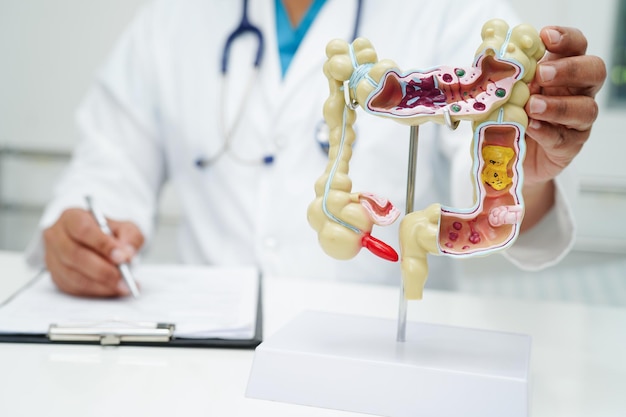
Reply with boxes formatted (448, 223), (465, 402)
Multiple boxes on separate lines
(307, 19), (545, 300)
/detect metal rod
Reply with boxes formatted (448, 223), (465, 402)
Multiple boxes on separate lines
(397, 125), (419, 342)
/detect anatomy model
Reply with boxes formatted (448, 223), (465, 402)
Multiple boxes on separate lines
(307, 19), (545, 300)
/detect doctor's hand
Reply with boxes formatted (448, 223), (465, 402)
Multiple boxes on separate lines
(523, 26), (606, 185)
(519, 26), (606, 231)
(43, 209), (144, 298)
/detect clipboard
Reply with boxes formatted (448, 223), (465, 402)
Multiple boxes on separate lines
(0, 265), (263, 349)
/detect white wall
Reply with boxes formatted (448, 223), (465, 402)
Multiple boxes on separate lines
(0, 0), (162, 254)
(0, 0), (147, 152)
(1, 0), (624, 259)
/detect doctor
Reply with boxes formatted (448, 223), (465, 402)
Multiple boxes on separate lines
(28, 0), (605, 297)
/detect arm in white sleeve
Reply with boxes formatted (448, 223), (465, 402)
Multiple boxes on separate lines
(25, 3), (166, 267)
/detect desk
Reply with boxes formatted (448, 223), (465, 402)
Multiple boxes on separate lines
(1, 250), (625, 417)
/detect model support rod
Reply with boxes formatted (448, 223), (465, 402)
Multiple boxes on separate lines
(397, 125), (419, 342)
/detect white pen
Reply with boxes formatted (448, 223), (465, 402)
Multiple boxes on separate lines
(85, 195), (141, 298)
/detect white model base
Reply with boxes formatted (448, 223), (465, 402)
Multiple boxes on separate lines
(246, 310), (531, 417)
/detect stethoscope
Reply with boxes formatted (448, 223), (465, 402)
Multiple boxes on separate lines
(195, 0), (364, 169)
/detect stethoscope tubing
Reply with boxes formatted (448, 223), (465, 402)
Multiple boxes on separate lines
(197, 0), (363, 169)
(221, 0), (264, 74)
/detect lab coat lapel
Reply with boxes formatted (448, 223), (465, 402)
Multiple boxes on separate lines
(273, 0), (357, 122)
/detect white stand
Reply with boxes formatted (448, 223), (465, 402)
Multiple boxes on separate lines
(246, 311), (531, 417)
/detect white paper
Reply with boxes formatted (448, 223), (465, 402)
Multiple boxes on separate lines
(0, 264), (260, 340)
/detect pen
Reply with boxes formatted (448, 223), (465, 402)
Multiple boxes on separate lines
(85, 195), (141, 298)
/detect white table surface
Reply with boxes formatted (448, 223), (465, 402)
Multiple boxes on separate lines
(1, 250), (625, 417)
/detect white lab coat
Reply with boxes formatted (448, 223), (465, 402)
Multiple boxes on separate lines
(27, 0), (577, 289)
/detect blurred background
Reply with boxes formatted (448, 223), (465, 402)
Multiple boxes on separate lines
(1, 0), (624, 305)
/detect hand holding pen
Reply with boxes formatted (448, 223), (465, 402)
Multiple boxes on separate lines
(41, 198), (145, 298)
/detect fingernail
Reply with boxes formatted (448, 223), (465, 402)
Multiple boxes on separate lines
(111, 245), (136, 264)
(123, 244), (137, 258)
(546, 28), (561, 45)
(529, 119), (542, 130)
(110, 248), (126, 264)
(529, 97), (547, 115)
(117, 280), (130, 296)
(539, 65), (556, 82)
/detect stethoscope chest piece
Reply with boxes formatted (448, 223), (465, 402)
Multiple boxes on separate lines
(315, 120), (330, 155)
(196, 0), (364, 169)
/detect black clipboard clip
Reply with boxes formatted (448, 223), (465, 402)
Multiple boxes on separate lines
(48, 321), (176, 346)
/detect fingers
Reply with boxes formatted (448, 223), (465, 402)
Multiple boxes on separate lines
(65, 210), (120, 260)
(522, 25), (607, 186)
(526, 119), (588, 159)
(536, 55), (607, 97)
(43, 211), (126, 297)
(540, 26), (588, 57)
(527, 94), (599, 131)
(108, 220), (145, 262)
(528, 27), (606, 132)
(42, 208), (143, 298)
(536, 26), (607, 98)
(45, 246), (124, 297)
(525, 101), (590, 182)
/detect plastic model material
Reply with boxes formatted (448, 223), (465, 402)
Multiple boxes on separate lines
(307, 19), (545, 299)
